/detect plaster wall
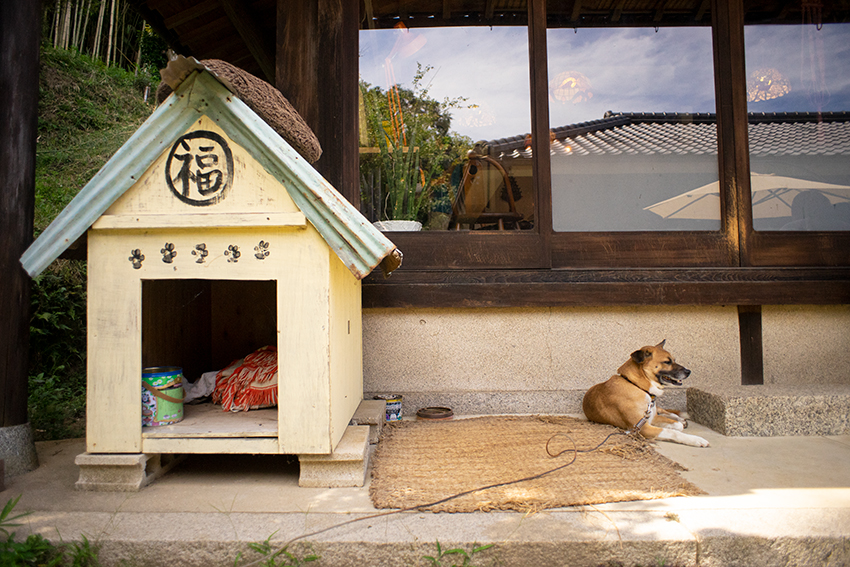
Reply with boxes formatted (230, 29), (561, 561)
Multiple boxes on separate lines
(762, 305), (850, 385)
(363, 306), (741, 416)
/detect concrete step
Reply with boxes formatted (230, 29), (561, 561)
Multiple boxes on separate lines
(687, 384), (850, 436)
(298, 425), (371, 488)
(349, 398), (385, 444)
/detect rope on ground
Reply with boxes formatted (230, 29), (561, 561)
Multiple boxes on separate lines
(236, 429), (631, 567)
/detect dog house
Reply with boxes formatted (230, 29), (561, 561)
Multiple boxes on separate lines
(21, 59), (401, 470)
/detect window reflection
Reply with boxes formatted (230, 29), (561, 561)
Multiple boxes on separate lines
(745, 22), (850, 231)
(358, 21), (533, 230)
(546, 27), (718, 232)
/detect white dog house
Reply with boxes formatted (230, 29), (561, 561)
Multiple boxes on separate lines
(21, 59), (400, 487)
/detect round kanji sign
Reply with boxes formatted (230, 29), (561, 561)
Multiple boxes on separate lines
(166, 131), (234, 206)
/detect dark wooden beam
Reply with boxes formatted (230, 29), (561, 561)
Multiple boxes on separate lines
(571, 0), (582, 23)
(654, 0), (668, 22)
(164, 3), (217, 28)
(529, 0), (553, 266)
(217, 0), (276, 82)
(613, 0), (626, 22)
(695, 0), (710, 22)
(362, 268), (850, 308)
(131, 2), (192, 56)
(0, 0), (39, 427)
(712, 0), (750, 266)
(277, 0), (359, 201)
(738, 305), (764, 385)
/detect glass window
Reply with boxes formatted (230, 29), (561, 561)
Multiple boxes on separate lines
(745, 21), (850, 231)
(359, 17), (533, 231)
(546, 27), (718, 232)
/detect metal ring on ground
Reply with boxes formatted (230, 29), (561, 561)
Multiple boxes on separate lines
(416, 407), (454, 420)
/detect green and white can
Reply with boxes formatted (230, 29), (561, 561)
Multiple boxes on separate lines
(142, 366), (184, 427)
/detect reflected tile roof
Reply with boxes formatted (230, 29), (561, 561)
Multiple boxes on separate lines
(488, 112), (850, 159)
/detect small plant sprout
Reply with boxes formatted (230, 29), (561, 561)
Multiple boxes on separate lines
(234, 532), (319, 567)
(422, 540), (495, 567)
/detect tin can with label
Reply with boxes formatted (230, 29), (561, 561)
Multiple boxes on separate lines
(142, 367), (184, 427)
(374, 394), (403, 422)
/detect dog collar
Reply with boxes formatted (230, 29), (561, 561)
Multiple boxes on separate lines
(618, 374), (651, 395)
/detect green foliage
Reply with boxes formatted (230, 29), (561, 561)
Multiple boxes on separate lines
(138, 23), (169, 81)
(0, 497), (100, 566)
(360, 64), (472, 223)
(423, 541), (495, 567)
(36, 44), (156, 235)
(0, 533), (63, 567)
(0, 496), (31, 538)
(38, 45), (156, 143)
(234, 533), (319, 567)
(28, 262), (88, 441)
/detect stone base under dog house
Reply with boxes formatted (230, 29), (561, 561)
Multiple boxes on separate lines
(73, 400), (385, 491)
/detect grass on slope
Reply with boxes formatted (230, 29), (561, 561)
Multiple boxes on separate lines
(35, 45), (158, 234)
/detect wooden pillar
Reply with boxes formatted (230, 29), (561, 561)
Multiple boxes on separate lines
(276, 0), (359, 205)
(738, 305), (764, 385)
(711, 0), (751, 267)
(0, 0), (39, 427)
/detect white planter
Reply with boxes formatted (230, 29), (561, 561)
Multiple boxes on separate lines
(373, 220), (422, 232)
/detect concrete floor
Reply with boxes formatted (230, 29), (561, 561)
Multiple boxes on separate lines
(3, 421), (850, 566)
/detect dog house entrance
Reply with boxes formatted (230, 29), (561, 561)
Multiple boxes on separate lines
(140, 279), (280, 448)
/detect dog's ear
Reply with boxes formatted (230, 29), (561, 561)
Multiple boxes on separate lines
(631, 348), (651, 364)
(656, 339), (666, 349)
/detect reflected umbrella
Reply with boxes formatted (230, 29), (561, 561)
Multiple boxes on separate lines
(644, 173), (850, 220)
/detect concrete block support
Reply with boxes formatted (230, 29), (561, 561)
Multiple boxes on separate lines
(349, 399), (385, 444)
(0, 423), (39, 479)
(299, 425), (370, 488)
(75, 452), (184, 491)
(688, 384), (850, 436)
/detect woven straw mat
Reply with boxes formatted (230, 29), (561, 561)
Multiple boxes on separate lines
(369, 415), (704, 513)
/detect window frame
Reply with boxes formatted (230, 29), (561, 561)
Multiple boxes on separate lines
(356, 0), (850, 307)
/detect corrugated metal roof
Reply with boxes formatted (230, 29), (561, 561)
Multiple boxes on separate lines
(489, 112), (850, 159)
(20, 68), (399, 280)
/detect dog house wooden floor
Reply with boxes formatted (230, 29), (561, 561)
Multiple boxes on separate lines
(141, 279), (281, 451)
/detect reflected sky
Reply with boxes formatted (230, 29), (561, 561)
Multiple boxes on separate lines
(547, 27), (716, 127)
(359, 26), (531, 141)
(360, 23), (850, 143)
(745, 24), (850, 113)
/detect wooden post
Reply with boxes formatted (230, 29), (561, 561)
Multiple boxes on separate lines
(0, 0), (39, 428)
(276, 0), (359, 205)
(711, 0), (751, 267)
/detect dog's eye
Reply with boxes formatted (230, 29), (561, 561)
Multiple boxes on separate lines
(664, 359), (672, 364)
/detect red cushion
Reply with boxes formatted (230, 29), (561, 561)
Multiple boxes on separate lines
(212, 346), (278, 412)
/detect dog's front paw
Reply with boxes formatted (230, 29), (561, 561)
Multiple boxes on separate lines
(692, 435), (710, 448)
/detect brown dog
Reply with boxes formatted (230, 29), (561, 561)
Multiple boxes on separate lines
(582, 340), (709, 447)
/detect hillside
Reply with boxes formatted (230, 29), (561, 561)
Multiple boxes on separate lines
(35, 45), (158, 234)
